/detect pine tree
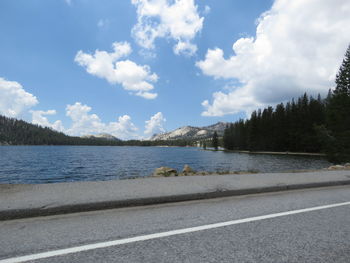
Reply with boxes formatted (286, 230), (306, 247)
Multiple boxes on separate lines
(223, 124), (230, 150)
(334, 45), (350, 95)
(325, 44), (350, 162)
(212, 131), (218, 151)
(248, 111), (259, 150)
(273, 103), (287, 151)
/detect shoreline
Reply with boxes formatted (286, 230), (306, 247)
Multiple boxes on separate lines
(203, 148), (326, 157)
(234, 150), (326, 157)
(1, 144), (326, 157)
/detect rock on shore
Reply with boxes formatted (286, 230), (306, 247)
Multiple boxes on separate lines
(152, 165), (197, 177)
(151, 165), (256, 177)
(182, 165), (195, 175)
(327, 163), (350, 170)
(152, 167), (178, 177)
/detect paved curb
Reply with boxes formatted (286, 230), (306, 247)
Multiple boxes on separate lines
(1, 179), (350, 221)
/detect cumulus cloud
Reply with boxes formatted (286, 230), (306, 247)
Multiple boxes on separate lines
(196, 0), (350, 116)
(0, 77), (38, 118)
(65, 102), (138, 139)
(131, 0), (204, 56)
(201, 88), (262, 117)
(65, 102), (104, 136)
(144, 112), (166, 136)
(75, 41), (158, 99)
(173, 41), (197, 56)
(107, 115), (139, 140)
(31, 110), (64, 132)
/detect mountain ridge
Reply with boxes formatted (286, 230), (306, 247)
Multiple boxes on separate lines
(81, 133), (121, 141)
(150, 122), (228, 141)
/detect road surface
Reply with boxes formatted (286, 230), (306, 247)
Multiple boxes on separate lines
(1, 186), (349, 262)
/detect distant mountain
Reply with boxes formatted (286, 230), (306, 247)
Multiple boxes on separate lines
(202, 122), (228, 132)
(81, 133), (121, 141)
(150, 122), (229, 141)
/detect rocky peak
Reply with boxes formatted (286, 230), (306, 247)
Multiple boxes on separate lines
(150, 122), (229, 141)
(81, 133), (121, 141)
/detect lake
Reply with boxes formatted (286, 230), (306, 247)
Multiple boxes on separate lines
(0, 146), (331, 184)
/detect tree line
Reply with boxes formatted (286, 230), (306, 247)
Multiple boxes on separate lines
(222, 44), (350, 163)
(223, 93), (326, 153)
(0, 115), (195, 147)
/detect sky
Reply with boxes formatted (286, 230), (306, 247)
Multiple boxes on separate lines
(0, 0), (350, 139)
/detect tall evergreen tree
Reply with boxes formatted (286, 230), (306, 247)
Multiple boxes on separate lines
(212, 131), (218, 150)
(273, 103), (287, 151)
(327, 45), (350, 133)
(248, 110), (259, 150)
(334, 45), (350, 95)
(325, 44), (350, 162)
(223, 124), (231, 149)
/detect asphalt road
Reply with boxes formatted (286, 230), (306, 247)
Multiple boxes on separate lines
(1, 186), (349, 262)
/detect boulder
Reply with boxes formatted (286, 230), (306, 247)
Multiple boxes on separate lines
(182, 164), (195, 174)
(328, 165), (345, 170)
(152, 167), (178, 177)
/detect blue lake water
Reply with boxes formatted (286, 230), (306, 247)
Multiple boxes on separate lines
(0, 146), (331, 184)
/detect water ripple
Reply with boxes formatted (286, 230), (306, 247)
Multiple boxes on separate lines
(0, 146), (330, 184)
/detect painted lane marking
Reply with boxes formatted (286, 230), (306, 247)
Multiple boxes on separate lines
(1, 201), (350, 263)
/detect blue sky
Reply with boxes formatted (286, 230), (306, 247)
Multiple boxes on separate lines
(0, 0), (349, 139)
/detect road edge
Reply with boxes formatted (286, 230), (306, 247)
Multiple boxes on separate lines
(1, 180), (350, 221)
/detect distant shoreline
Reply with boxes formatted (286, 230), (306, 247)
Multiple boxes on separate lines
(236, 150), (325, 157)
(203, 148), (325, 157)
(0, 144), (326, 157)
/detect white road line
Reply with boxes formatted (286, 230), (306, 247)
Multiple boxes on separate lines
(1, 201), (350, 263)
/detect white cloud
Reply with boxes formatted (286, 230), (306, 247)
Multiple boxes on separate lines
(201, 88), (262, 117)
(108, 115), (139, 140)
(131, 0), (204, 56)
(0, 77), (38, 118)
(65, 102), (139, 139)
(65, 102), (104, 136)
(144, 112), (166, 136)
(75, 41), (158, 99)
(31, 110), (64, 132)
(196, 0), (350, 117)
(65, 0), (72, 5)
(173, 41), (197, 56)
